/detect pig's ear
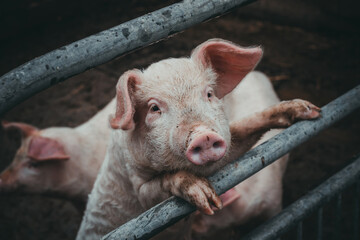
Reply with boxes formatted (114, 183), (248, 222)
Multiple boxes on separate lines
(110, 70), (142, 130)
(191, 39), (263, 98)
(27, 135), (70, 161)
(2, 121), (38, 138)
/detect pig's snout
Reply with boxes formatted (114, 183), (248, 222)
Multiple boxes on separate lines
(186, 132), (226, 165)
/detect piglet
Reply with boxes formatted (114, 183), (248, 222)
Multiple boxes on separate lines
(76, 39), (320, 240)
(0, 99), (115, 204)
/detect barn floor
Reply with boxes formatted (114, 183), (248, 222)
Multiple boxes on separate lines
(0, 1), (359, 239)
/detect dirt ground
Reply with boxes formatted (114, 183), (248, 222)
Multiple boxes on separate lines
(0, 1), (359, 239)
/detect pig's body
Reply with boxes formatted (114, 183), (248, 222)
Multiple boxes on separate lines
(192, 71), (289, 233)
(0, 99), (115, 202)
(77, 39), (320, 240)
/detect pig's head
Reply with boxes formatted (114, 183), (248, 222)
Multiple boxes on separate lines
(110, 39), (262, 175)
(0, 122), (70, 193)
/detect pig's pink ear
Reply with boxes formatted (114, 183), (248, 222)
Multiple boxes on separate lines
(2, 121), (38, 138)
(110, 70), (142, 130)
(191, 39), (263, 98)
(27, 135), (70, 161)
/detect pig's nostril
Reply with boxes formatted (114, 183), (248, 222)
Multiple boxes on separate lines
(193, 146), (202, 153)
(213, 141), (222, 148)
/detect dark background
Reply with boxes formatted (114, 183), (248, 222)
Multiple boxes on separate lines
(0, 0), (359, 239)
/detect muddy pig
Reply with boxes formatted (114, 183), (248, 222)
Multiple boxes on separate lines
(0, 99), (115, 205)
(192, 71), (290, 235)
(76, 39), (320, 239)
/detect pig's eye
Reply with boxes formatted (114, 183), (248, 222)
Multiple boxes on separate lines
(28, 161), (40, 168)
(150, 104), (161, 113)
(207, 89), (214, 101)
(147, 99), (163, 119)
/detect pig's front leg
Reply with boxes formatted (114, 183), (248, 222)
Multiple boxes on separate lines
(230, 99), (321, 155)
(138, 171), (222, 215)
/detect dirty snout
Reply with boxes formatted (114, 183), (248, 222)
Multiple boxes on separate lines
(186, 126), (227, 165)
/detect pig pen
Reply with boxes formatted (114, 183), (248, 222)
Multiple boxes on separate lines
(0, 0), (359, 239)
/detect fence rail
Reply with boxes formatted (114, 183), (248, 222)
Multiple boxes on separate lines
(243, 155), (360, 240)
(103, 85), (360, 240)
(0, 0), (256, 116)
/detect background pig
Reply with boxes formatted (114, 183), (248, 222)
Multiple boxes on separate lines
(0, 99), (115, 204)
(192, 71), (289, 235)
(76, 39), (320, 240)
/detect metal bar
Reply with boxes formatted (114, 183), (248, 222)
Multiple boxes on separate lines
(354, 179), (359, 240)
(243, 155), (360, 240)
(317, 207), (323, 240)
(297, 221), (303, 240)
(102, 84), (360, 240)
(335, 194), (342, 240)
(0, 0), (257, 116)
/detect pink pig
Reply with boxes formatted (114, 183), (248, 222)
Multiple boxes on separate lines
(76, 39), (320, 240)
(0, 99), (115, 204)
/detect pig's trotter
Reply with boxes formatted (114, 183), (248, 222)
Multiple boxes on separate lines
(163, 171), (222, 215)
(280, 99), (321, 124)
(290, 99), (321, 119)
(188, 177), (223, 215)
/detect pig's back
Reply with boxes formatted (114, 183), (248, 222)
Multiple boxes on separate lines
(76, 98), (116, 133)
(224, 71), (279, 122)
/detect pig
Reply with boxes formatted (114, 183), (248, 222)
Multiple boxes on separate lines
(191, 71), (290, 235)
(76, 38), (320, 240)
(0, 99), (115, 205)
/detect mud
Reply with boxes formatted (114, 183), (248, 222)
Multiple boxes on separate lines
(0, 1), (359, 239)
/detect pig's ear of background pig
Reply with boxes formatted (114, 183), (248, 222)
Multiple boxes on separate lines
(191, 39), (263, 98)
(27, 135), (70, 161)
(110, 70), (142, 130)
(2, 121), (39, 138)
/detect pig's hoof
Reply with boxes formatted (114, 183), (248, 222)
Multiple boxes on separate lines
(172, 172), (222, 215)
(186, 178), (222, 215)
(290, 99), (321, 120)
(278, 99), (321, 125)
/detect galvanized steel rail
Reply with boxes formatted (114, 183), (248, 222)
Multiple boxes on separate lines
(243, 155), (360, 240)
(0, 0), (256, 116)
(102, 85), (360, 240)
